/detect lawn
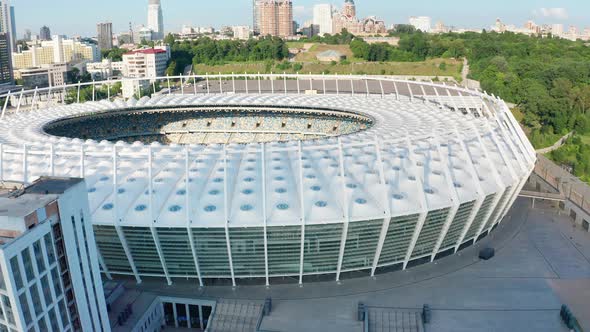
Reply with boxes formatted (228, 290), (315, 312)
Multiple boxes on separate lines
(293, 44), (359, 63)
(194, 58), (462, 79)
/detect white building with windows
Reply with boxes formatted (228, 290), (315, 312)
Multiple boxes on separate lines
(313, 4), (333, 36)
(122, 48), (168, 79)
(0, 177), (110, 331)
(147, 0), (164, 40)
(409, 16), (432, 33)
(232, 26), (251, 40)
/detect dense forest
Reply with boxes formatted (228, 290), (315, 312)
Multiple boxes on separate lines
(164, 35), (289, 76)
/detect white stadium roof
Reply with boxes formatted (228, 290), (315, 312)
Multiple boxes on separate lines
(0, 91), (536, 228)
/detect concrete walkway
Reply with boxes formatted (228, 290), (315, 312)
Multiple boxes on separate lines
(536, 131), (574, 154)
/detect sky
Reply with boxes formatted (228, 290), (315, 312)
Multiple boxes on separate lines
(13, 0), (590, 38)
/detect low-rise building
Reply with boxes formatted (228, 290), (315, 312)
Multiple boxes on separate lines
(12, 37), (99, 70)
(86, 59), (124, 80)
(15, 63), (67, 88)
(122, 48), (168, 79)
(232, 26), (251, 40)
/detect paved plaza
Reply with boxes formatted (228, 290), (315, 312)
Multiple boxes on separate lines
(121, 198), (590, 331)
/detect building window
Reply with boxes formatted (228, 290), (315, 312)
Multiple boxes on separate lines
(50, 268), (62, 297)
(33, 240), (46, 274)
(29, 284), (43, 315)
(21, 248), (35, 282)
(1, 295), (14, 325)
(58, 299), (69, 328)
(37, 316), (48, 332)
(44, 234), (56, 265)
(48, 308), (60, 332)
(9, 257), (23, 290)
(18, 293), (32, 325)
(583, 220), (589, 231)
(40, 276), (53, 306)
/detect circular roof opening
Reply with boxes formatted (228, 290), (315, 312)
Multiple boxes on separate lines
(277, 203), (289, 210)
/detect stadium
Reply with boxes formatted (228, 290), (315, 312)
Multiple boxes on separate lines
(0, 75), (536, 286)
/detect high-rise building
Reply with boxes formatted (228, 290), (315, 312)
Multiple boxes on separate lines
(39, 26), (51, 41)
(0, 177), (110, 331)
(96, 22), (113, 50)
(0, 0), (16, 54)
(253, 0), (260, 34)
(0, 32), (13, 86)
(552, 24), (564, 37)
(313, 4), (333, 36)
(147, 0), (164, 40)
(23, 29), (31, 41)
(52, 35), (64, 63)
(12, 38), (100, 69)
(342, 0), (356, 18)
(259, 0), (293, 37)
(409, 16), (431, 33)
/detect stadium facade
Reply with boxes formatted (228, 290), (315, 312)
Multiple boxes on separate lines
(0, 75), (536, 286)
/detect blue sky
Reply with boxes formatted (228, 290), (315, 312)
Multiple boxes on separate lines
(14, 0), (590, 38)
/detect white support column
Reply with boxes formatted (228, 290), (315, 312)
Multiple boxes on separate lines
(219, 73), (223, 94)
(115, 226), (142, 283)
(185, 147), (204, 287)
(77, 81), (81, 103)
(335, 138), (350, 282)
(433, 84), (443, 109)
(96, 250), (112, 280)
(150, 227), (172, 285)
(258, 73), (262, 94)
(61, 85), (66, 103)
(107, 84), (111, 100)
(198, 305), (204, 329)
(261, 143), (270, 286)
(113, 146), (119, 222)
(148, 146), (154, 224)
(297, 75), (301, 94)
(350, 78), (354, 96)
(271, 73), (274, 94)
(31, 87), (38, 109)
(80, 145), (85, 178)
(167, 75), (171, 95)
(283, 73), (287, 94)
(419, 85), (427, 103)
(222, 147), (236, 286)
(48, 86), (53, 106)
(401, 138), (429, 270)
(92, 80), (95, 101)
(309, 75), (312, 92)
(370, 137), (392, 277)
(322, 73), (326, 95)
(232, 73), (236, 93)
(297, 142), (306, 285)
(393, 81), (399, 100)
(365, 77), (370, 97)
(22, 144), (27, 184)
(1, 91), (10, 120)
(173, 302), (179, 328)
(180, 74), (185, 95)
(429, 137), (460, 261)
(379, 80), (384, 98)
(15, 88), (24, 113)
(407, 82), (413, 102)
(446, 89), (459, 112)
(336, 74), (340, 95)
(186, 304), (191, 328)
(245, 73), (249, 94)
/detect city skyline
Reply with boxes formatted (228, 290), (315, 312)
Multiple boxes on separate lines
(12, 0), (590, 38)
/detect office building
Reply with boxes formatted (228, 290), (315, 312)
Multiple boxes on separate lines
(0, 1), (16, 54)
(409, 16), (432, 33)
(14, 62), (67, 88)
(12, 38), (99, 70)
(86, 59), (124, 80)
(97, 22), (113, 51)
(552, 24), (564, 37)
(39, 26), (51, 41)
(0, 177), (110, 331)
(0, 32), (12, 86)
(259, 0), (293, 37)
(313, 4), (333, 36)
(147, 0), (164, 40)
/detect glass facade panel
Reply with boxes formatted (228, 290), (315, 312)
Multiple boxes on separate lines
(463, 194), (496, 242)
(48, 308), (59, 331)
(342, 219), (383, 271)
(411, 208), (450, 259)
(21, 248), (35, 282)
(192, 228), (231, 277)
(267, 226), (301, 276)
(378, 214), (420, 265)
(29, 284), (43, 315)
(43, 234), (56, 265)
(122, 227), (163, 275)
(303, 223), (342, 274)
(58, 299), (69, 329)
(0, 263), (4, 290)
(32, 241), (46, 274)
(37, 316), (47, 332)
(1, 296), (13, 325)
(483, 187), (512, 231)
(439, 201), (476, 250)
(156, 228), (196, 276)
(9, 257), (23, 290)
(229, 227), (266, 277)
(93, 225), (132, 273)
(40, 276), (53, 307)
(50, 268), (62, 297)
(18, 293), (31, 325)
